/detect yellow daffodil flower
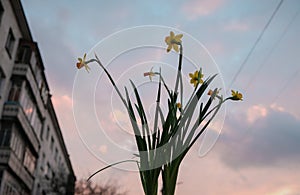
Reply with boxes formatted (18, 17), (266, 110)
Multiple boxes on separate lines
(165, 31), (183, 52)
(76, 53), (91, 73)
(189, 70), (204, 87)
(176, 103), (181, 109)
(231, 90), (243, 101)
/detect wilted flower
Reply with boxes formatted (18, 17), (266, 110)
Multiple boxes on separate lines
(144, 67), (158, 81)
(208, 88), (222, 100)
(76, 53), (91, 72)
(207, 89), (214, 96)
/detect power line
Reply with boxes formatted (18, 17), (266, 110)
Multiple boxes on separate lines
(228, 0), (284, 89)
(246, 7), (300, 90)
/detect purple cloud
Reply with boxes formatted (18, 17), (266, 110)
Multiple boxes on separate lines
(218, 105), (300, 168)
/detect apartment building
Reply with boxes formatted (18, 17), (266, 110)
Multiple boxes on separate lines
(0, 0), (75, 194)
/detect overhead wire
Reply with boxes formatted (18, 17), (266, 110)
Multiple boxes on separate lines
(245, 7), (300, 90)
(227, 0), (284, 90)
(225, 0), (300, 137)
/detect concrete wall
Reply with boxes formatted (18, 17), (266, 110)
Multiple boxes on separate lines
(0, 0), (22, 119)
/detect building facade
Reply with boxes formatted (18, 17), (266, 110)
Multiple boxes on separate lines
(0, 0), (75, 194)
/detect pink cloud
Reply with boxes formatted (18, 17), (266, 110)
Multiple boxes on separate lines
(98, 145), (108, 154)
(52, 94), (73, 108)
(246, 103), (293, 124)
(173, 148), (300, 195)
(181, 0), (224, 20)
(247, 104), (268, 123)
(51, 94), (75, 137)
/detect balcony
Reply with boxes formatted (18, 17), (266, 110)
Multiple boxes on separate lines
(0, 148), (34, 190)
(12, 64), (45, 116)
(2, 103), (39, 153)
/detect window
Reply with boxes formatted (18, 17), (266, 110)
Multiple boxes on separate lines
(30, 108), (42, 136)
(46, 126), (50, 140)
(39, 124), (44, 140)
(0, 126), (11, 146)
(21, 92), (34, 119)
(0, 1), (4, 26)
(10, 128), (25, 160)
(16, 45), (32, 64)
(5, 28), (15, 58)
(58, 156), (61, 165)
(45, 162), (51, 179)
(20, 86), (41, 133)
(12, 81), (42, 135)
(0, 170), (3, 183)
(47, 163), (50, 173)
(52, 170), (55, 179)
(3, 182), (18, 195)
(23, 148), (36, 175)
(37, 184), (40, 195)
(40, 153), (45, 171)
(54, 148), (58, 161)
(41, 83), (48, 105)
(7, 81), (22, 102)
(36, 70), (42, 90)
(50, 136), (54, 151)
(0, 69), (5, 99)
(30, 107), (36, 125)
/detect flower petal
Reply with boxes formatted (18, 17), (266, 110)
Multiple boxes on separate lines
(175, 34), (183, 42)
(77, 62), (83, 69)
(84, 64), (90, 73)
(231, 90), (235, 96)
(170, 31), (175, 38)
(194, 71), (198, 78)
(167, 45), (172, 52)
(173, 44), (179, 52)
(165, 36), (171, 44)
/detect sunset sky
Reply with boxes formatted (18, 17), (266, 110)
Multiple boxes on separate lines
(21, 0), (300, 194)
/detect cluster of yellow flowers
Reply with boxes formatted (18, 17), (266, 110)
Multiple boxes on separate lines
(164, 31), (243, 101)
(165, 31), (243, 101)
(76, 31), (243, 101)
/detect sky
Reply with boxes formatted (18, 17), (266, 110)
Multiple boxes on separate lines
(21, 0), (300, 194)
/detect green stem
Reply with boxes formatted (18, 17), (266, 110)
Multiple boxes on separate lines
(174, 44), (183, 95)
(93, 55), (128, 108)
(87, 160), (139, 181)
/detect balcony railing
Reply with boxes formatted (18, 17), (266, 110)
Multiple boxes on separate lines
(0, 148), (34, 190)
(2, 103), (40, 153)
(0, 148), (10, 164)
